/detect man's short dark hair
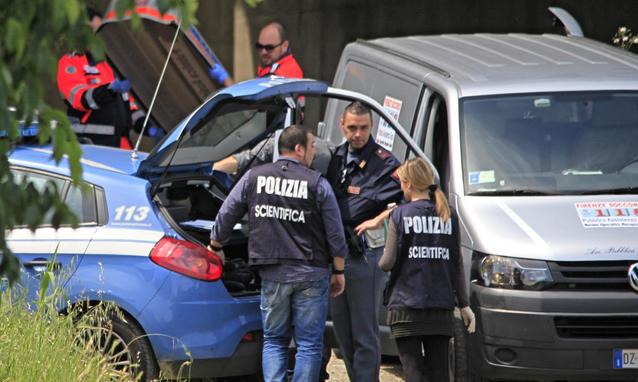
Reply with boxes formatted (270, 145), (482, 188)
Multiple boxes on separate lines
(278, 125), (311, 154)
(343, 101), (372, 121)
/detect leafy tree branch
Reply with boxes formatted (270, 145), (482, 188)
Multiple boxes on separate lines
(0, 0), (197, 284)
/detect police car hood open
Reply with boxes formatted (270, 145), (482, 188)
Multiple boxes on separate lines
(460, 195), (638, 262)
(136, 77), (436, 183)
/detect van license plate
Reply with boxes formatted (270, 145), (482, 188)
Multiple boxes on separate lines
(613, 349), (638, 368)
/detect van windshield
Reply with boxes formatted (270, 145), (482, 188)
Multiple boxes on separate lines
(461, 92), (638, 195)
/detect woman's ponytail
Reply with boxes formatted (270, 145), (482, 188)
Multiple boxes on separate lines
(434, 188), (451, 223)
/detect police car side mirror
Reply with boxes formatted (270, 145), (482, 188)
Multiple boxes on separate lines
(317, 121), (326, 138)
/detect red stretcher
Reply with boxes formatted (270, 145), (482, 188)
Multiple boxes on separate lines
(99, 0), (221, 132)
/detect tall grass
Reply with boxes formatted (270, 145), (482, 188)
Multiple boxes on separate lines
(0, 270), (132, 382)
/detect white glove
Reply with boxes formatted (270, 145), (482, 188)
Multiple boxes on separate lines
(461, 306), (476, 334)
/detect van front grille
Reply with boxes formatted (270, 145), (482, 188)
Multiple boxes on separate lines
(555, 316), (638, 339)
(548, 261), (636, 291)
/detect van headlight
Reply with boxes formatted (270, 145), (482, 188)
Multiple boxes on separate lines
(478, 255), (554, 290)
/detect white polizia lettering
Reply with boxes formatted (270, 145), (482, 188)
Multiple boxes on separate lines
(403, 216), (452, 235)
(256, 176), (308, 199)
(254, 204), (306, 223)
(408, 246), (450, 260)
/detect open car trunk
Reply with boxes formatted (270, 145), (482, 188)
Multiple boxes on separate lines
(138, 79), (332, 297)
(155, 174), (260, 296)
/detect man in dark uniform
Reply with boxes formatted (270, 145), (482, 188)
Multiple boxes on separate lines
(57, 7), (163, 148)
(210, 125), (346, 382)
(326, 101), (403, 382)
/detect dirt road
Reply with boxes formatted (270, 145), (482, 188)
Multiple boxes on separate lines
(325, 351), (404, 381)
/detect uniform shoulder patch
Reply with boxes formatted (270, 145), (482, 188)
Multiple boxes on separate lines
(375, 147), (391, 160)
(65, 65), (77, 74)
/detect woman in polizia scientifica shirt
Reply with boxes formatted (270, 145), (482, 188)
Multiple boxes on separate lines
(379, 157), (476, 382)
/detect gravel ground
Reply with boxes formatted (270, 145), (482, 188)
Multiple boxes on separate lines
(325, 351), (404, 381)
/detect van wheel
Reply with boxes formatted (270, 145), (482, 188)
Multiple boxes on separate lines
(450, 311), (469, 382)
(451, 314), (490, 382)
(75, 312), (158, 381)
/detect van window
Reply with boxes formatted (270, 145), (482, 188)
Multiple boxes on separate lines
(461, 91), (638, 195)
(430, 97), (449, 194)
(330, 60), (422, 159)
(418, 93), (449, 192)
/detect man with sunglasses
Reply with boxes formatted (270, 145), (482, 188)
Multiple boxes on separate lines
(209, 22), (302, 88)
(256, 22), (303, 78)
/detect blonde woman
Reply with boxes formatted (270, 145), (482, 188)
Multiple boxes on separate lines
(378, 158), (475, 382)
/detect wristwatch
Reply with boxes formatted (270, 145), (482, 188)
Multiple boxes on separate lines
(209, 244), (223, 251)
(332, 268), (345, 275)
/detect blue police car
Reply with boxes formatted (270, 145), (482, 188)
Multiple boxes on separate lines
(7, 77), (425, 380)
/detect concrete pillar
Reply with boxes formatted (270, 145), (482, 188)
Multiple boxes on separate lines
(234, 0), (255, 81)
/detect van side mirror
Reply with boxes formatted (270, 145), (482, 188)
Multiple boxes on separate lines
(317, 121), (326, 138)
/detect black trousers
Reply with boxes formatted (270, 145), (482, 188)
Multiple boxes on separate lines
(395, 335), (450, 382)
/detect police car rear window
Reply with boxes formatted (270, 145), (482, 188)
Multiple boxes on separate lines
(65, 185), (97, 225)
(181, 101), (286, 148)
(11, 168), (99, 226)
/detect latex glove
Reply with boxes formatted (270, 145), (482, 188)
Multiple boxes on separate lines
(148, 125), (166, 138)
(208, 63), (229, 84)
(461, 306), (476, 334)
(109, 79), (131, 93)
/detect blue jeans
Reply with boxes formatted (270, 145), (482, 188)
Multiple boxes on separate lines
(260, 277), (329, 382)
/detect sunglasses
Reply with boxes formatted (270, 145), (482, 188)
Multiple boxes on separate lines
(255, 41), (284, 52)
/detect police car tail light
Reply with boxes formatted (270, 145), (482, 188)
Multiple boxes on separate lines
(478, 255), (553, 290)
(150, 237), (222, 281)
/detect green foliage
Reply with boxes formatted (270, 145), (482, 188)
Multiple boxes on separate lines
(0, 0), (198, 285)
(0, 272), (130, 381)
(244, 0), (264, 7)
(0, 259), (194, 381)
(612, 26), (638, 51)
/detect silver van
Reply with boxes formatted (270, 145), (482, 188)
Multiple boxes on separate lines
(323, 32), (638, 381)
